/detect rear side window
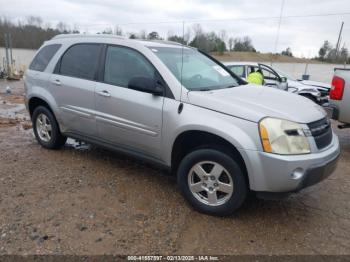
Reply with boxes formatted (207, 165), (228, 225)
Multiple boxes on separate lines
(104, 46), (155, 87)
(59, 44), (101, 80)
(29, 44), (61, 72)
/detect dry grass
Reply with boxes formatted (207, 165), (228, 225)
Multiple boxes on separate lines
(211, 51), (323, 63)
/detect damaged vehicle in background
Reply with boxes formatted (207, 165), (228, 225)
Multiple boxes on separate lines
(224, 62), (329, 105)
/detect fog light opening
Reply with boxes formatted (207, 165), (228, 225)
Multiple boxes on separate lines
(291, 168), (304, 180)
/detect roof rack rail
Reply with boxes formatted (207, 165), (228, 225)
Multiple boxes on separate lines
(146, 39), (184, 46)
(52, 34), (126, 40)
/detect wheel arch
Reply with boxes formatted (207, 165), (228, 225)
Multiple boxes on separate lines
(171, 130), (250, 188)
(28, 96), (53, 117)
(28, 95), (65, 133)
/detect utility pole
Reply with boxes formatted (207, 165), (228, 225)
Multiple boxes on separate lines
(4, 33), (10, 75)
(9, 33), (13, 67)
(335, 21), (344, 58)
(274, 0), (286, 54)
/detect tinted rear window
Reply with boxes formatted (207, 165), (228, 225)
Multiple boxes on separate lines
(59, 44), (101, 80)
(29, 44), (61, 72)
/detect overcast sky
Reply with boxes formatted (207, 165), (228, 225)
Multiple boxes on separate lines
(1, 0), (349, 57)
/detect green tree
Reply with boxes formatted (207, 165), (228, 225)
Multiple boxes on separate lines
(167, 35), (186, 45)
(318, 40), (332, 61)
(233, 36), (256, 52)
(147, 31), (161, 40)
(281, 47), (293, 57)
(340, 45), (349, 62)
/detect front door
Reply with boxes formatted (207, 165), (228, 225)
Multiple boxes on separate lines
(95, 45), (164, 159)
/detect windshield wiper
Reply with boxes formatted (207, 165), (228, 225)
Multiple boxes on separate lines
(224, 85), (237, 89)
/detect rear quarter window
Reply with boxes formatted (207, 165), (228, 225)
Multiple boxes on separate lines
(29, 44), (61, 72)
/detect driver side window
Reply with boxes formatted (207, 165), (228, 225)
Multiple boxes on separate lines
(104, 46), (156, 88)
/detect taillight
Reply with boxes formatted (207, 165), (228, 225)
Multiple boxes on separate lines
(330, 76), (345, 100)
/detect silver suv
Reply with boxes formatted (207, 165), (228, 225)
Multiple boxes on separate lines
(25, 34), (340, 216)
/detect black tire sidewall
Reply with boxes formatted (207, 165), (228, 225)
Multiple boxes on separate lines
(32, 106), (65, 149)
(177, 148), (247, 216)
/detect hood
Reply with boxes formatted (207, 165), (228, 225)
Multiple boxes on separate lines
(187, 84), (326, 123)
(287, 80), (320, 95)
(300, 80), (331, 90)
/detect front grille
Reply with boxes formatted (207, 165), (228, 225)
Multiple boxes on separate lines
(307, 117), (333, 150)
(319, 90), (329, 97)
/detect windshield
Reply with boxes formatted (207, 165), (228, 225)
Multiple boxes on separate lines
(273, 68), (297, 81)
(148, 46), (240, 91)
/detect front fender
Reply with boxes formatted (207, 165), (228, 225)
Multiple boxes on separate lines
(161, 99), (261, 165)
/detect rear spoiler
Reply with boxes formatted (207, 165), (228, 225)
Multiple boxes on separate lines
(334, 68), (350, 72)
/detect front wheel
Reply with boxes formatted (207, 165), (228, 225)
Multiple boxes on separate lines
(177, 148), (248, 216)
(32, 106), (67, 149)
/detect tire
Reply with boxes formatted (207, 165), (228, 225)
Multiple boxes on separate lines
(177, 148), (248, 216)
(32, 106), (67, 149)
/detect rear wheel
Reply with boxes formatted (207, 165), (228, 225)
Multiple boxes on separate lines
(177, 148), (248, 216)
(32, 106), (67, 149)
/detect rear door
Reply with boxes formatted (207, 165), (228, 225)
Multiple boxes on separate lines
(95, 45), (164, 159)
(50, 43), (102, 136)
(26, 44), (61, 96)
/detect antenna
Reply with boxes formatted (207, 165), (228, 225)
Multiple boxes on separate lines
(274, 0), (286, 54)
(180, 21), (185, 102)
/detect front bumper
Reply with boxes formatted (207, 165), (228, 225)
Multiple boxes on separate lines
(256, 151), (339, 199)
(243, 133), (340, 194)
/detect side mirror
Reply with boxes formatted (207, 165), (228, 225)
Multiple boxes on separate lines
(280, 77), (287, 83)
(128, 76), (163, 96)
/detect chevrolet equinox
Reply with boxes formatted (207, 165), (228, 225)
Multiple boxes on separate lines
(24, 34), (340, 216)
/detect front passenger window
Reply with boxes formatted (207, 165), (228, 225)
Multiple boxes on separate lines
(104, 46), (156, 88)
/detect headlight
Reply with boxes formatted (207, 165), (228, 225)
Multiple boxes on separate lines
(259, 118), (310, 155)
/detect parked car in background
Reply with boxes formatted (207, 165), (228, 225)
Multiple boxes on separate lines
(273, 67), (330, 105)
(224, 62), (327, 104)
(224, 62), (288, 90)
(25, 35), (340, 216)
(329, 68), (350, 129)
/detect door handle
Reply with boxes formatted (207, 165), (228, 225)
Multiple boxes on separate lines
(51, 79), (61, 86)
(97, 90), (111, 97)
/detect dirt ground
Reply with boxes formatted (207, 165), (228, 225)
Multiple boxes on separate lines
(0, 79), (349, 256)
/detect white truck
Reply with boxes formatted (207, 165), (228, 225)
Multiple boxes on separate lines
(330, 68), (350, 129)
